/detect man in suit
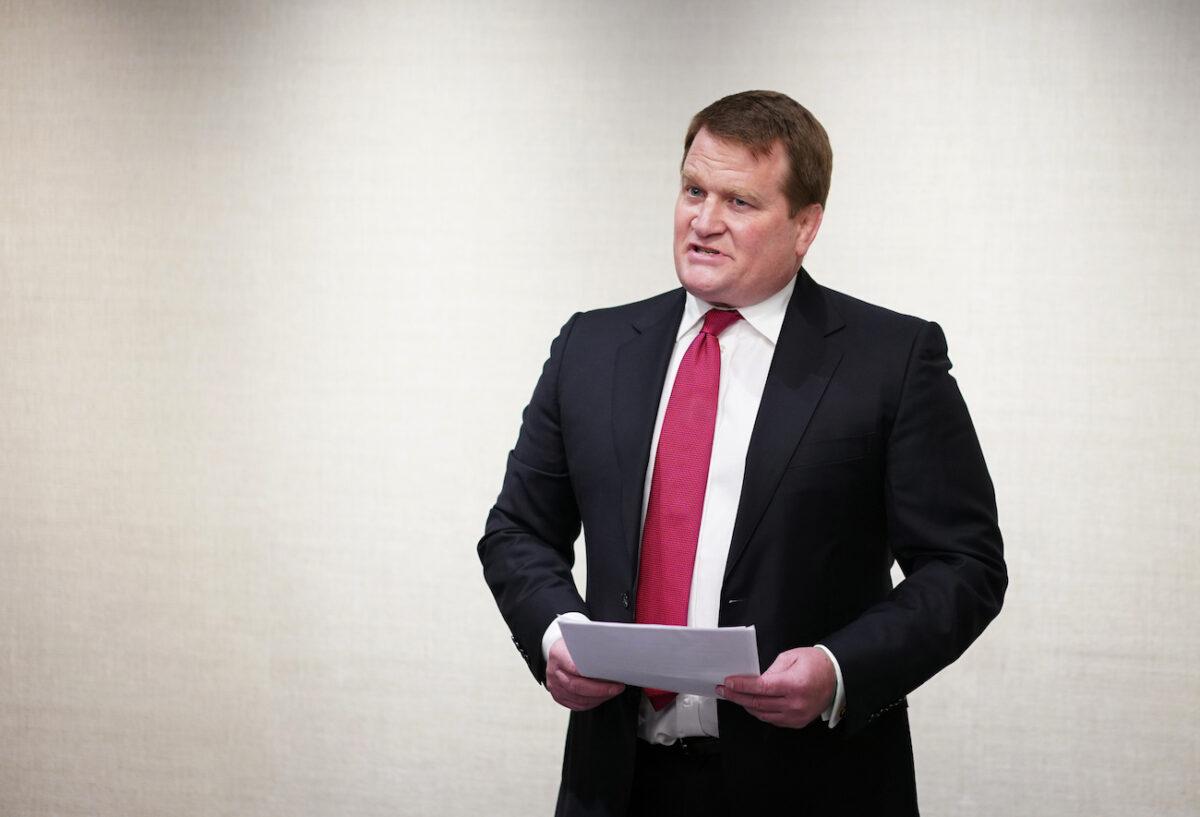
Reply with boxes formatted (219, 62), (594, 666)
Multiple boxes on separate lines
(478, 90), (1006, 817)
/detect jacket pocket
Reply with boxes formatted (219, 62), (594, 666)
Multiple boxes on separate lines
(784, 433), (876, 470)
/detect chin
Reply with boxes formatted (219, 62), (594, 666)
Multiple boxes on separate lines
(676, 264), (728, 303)
(682, 278), (740, 309)
(679, 279), (724, 305)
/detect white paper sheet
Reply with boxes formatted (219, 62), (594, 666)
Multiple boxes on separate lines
(558, 620), (760, 698)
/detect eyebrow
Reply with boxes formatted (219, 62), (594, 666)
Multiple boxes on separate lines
(680, 173), (760, 204)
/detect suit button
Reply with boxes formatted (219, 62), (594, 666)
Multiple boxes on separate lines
(621, 592), (630, 609)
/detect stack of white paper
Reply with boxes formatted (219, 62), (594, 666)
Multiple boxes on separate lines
(559, 620), (760, 697)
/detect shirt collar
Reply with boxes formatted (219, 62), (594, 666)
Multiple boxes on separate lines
(677, 273), (797, 345)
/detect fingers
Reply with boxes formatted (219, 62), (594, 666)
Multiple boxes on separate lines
(716, 679), (781, 713)
(746, 706), (810, 728)
(548, 673), (625, 710)
(717, 673), (780, 703)
(546, 641), (625, 711)
(552, 686), (621, 711)
(717, 670), (818, 729)
(552, 666), (624, 699)
(719, 683), (812, 728)
(547, 638), (578, 675)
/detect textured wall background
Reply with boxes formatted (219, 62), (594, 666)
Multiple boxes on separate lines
(1, 1), (1197, 815)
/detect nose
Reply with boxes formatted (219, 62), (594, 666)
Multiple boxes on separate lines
(692, 195), (725, 238)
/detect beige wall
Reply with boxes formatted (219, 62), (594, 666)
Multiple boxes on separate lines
(2, 1), (1197, 814)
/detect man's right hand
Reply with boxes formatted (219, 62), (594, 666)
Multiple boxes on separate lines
(545, 638), (626, 711)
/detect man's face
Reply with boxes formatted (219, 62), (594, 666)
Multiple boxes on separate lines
(673, 127), (822, 308)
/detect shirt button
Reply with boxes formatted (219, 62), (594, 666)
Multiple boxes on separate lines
(682, 695), (695, 707)
(621, 592), (630, 609)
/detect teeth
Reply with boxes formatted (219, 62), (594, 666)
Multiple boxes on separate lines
(696, 247), (718, 254)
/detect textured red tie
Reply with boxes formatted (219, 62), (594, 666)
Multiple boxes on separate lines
(635, 307), (742, 710)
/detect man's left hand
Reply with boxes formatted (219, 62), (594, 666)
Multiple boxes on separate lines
(716, 646), (835, 729)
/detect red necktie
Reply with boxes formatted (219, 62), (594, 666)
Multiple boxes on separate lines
(635, 307), (742, 710)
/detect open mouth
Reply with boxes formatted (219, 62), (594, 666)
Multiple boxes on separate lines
(690, 244), (721, 256)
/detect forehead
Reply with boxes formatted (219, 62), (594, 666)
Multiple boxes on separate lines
(682, 129), (787, 196)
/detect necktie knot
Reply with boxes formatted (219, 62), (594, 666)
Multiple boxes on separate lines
(701, 308), (742, 337)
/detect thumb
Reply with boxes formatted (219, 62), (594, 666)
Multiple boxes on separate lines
(723, 673), (765, 694)
(551, 639), (578, 673)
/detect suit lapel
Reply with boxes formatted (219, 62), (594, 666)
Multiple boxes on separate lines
(724, 271), (845, 582)
(612, 291), (686, 573)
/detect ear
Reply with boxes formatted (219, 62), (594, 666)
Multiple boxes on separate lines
(792, 203), (824, 259)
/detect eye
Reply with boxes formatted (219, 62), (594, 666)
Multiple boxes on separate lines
(732, 197), (750, 208)
(686, 185), (703, 198)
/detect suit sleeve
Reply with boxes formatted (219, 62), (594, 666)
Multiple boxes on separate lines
(477, 313), (589, 684)
(820, 320), (1007, 734)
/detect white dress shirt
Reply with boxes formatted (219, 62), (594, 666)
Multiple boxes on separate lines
(542, 275), (845, 742)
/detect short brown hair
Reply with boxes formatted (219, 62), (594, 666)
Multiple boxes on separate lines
(683, 90), (833, 214)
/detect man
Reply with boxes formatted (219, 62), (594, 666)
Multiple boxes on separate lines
(478, 90), (1006, 817)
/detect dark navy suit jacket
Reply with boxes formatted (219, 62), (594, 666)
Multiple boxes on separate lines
(479, 269), (1006, 816)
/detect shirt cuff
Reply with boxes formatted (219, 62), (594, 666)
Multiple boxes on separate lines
(541, 611), (591, 663)
(814, 644), (846, 729)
